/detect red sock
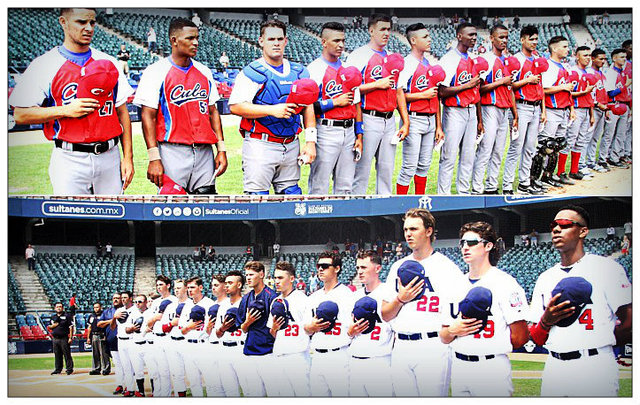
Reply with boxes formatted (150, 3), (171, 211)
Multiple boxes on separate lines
(396, 183), (409, 195)
(414, 175), (427, 194)
(570, 151), (581, 173)
(557, 152), (568, 175)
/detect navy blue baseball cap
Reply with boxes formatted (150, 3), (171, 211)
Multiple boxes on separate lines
(117, 309), (129, 324)
(270, 298), (294, 329)
(225, 307), (240, 333)
(396, 260), (426, 301)
(189, 305), (206, 323)
(551, 277), (593, 327)
(176, 303), (186, 317)
(158, 299), (172, 313)
(352, 296), (382, 335)
(133, 316), (144, 332)
(459, 286), (493, 332)
(208, 304), (220, 320)
(315, 301), (339, 333)
(248, 299), (267, 318)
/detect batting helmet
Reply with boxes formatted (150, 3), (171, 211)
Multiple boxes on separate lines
(224, 307), (240, 333)
(314, 301), (339, 333)
(395, 260), (426, 301)
(352, 296), (382, 335)
(551, 277), (593, 327)
(270, 298), (294, 330)
(76, 59), (119, 106)
(459, 286), (493, 332)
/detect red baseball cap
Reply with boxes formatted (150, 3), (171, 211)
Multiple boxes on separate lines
(338, 66), (362, 92)
(286, 78), (319, 106)
(504, 56), (521, 75)
(472, 56), (489, 76)
(76, 59), (119, 105)
(383, 53), (405, 78)
(428, 65), (446, 85)
(567, 70), (580, 86)
(584, 73), (598, 86)
(608, 103), (628, 116)
(533, 58), (549, 75)
(159, 174), (187, 195)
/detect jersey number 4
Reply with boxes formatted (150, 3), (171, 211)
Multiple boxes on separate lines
(416, 295), (439, 312)
(578, 309), (594, 330)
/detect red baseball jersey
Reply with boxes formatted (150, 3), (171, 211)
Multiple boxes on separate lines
(570, 66), (594, 108)
(134, 57), (220, 144)
(398, 54), (439, 114)
(480, 53), (513, 108)
(440, 48), (480, 107)
(346, 46), (397, 113)
(587, 67), (608, 105)
(307, 57), (358, 120)
(9, 47), (133, 143)
(541, 59), (572, 109)
(513, 52), (544, 102)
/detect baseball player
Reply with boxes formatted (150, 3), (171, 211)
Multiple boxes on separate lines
(579, 49), (611, 174)
(178, 276), (216, 397)
(396, 23), (444, 195)
(8, 8), (134, 195)
(538, 36), (576, 186)
(471, 25), (518, 194)
(347, 250), (394, 396)
(146, 275), (177, 397)
(381, 208), (466, 396)
(528, 205), (632, 396)
(560, 46), (596, 182)
(599, 48), (632, 169)
(237, 261), (279, 396)
(134, 18), (227, 194)
(502, 25), (547, 194)
(109, 291), (140, 397)
(201, 275), (227, 397)
(229, 19), (317, 195)
(97, 292), (124, 395)
(267, 261), (311, 396)
(126, 295), (149, 397)
(620, 39), (632, 163)
(215, 271), (247, 397)
(437, 22), (482, 195)
(162, 279), (191, 397)
(440, 221), (529, 396)
(303, 251), (355, 396)
(345, 13), (410, 195)
(307, 22), (363, 194)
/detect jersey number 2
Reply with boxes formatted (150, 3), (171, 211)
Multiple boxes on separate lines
(98, 100), (113, 117)
(416, 296), (439, 312)
(324, 322), (341, 336)
(578, 309), (594, 330)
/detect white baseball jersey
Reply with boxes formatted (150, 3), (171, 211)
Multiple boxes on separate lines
(267, 289), (311, 355)
(444, 267), (529, 356)
(529, 253), (632, 353)
(207, 297), (228, 343)
(349, 286), (394, 358)
(305, 283), (355, 350)
(602, 67), (623, 92)
(384, 252), (466, 334)
(127, 306), (145, 343)
(216, 298), (245, 344)
(115, 305), (136, 337)
(135, 307), (155, 344)
(178, 296), (216, 341)
(151, 295), (178, 335)
(166, 299), (192, 339)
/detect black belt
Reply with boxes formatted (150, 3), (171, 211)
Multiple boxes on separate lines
(54, 136), (119, 154)
(318, 118), (354, 128)
(352, 355), (370, 359)
(550, 348), (598, 361)
(409, 111), (435, 117)
(397, 332), (438, 341)
(187, 339), (204, 344)
(548, 106), (570, 110)
(147, 341), (154, 344)
(135, 341), (146, 345)
(315, 346), (344, 353)
(155, 333), (166, 337)
(210, 341), (219, 345)
(222, 341), (244, 347)
(171, 336), (185, 341)
(159, 141), (211, 148)
(516, 99), (542, 106)
(118, 337), (130, 340)
(363, 109), (394, 119)
(455, 352), (495, 362)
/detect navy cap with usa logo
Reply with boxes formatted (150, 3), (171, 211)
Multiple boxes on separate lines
(459, 286), (493, 332)
(352, 296), (382, 335)
(395, 260), (427, 302)
(314, 301), (339, 333)
(551, 276), (593, 327)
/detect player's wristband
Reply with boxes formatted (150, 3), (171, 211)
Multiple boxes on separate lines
(355, 121), (364, 135)
(320, 99), (334, 112)
(216, 140), (226, 152)
(147, 147), (161, 161)
(529, 322), (550, 346)
(305, 127), (318, 143)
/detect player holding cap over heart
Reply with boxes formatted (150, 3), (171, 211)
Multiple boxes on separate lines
(8, 8), (134, 195)
(440, 221), (529, 396)
(381, 208), (466, 396)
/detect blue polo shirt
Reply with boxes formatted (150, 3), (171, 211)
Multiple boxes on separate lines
(237, 286), (277, 356)
(99, 306), (120, 351)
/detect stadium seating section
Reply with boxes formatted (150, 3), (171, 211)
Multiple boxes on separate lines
(587, 21), (632, 63)
(16, 314), (47, 340)
(34, 253), (135, 312)
(9, 264), (27, 313)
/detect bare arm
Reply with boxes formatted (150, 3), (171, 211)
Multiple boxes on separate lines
(209, 105), (228, 176)
(13, 99), (99, 125)
(141, 106), (164, 188)
(230, 102), (297, 120)
(359, 76), (394, 95)
(438, 76), (481, 99)
(480, 77), (511, 94)
(614, 303), (632, 346)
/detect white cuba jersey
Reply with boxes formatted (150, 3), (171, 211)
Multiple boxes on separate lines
(166, 299), (192, 339)
(349, 286), (394, 358)
(444, 267), (529, 356)
(305, 284), (355, 350)
(529, 253), (631, 353)
(178, 296), (216, 341)
(216, 298), (245, 344)
(267, 289), (311, 355)
(383, 252), (466, 334)
(151, 295), (178, 335)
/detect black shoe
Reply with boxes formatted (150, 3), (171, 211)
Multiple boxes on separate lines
(541, 175), (562, 187)
(599, 160), (610, 169)
(568, 172), (584, 180)
(102, 370), (111, 376)
(517, 184), (543, 195)
(66, 370), (73, 375)
(483, 189), (499, 195)
(89, 370), (101, 375)
(51, 370), (62, 375)
(557, 173), (576, 185)
(607, 159), (626, 168)
(502, 189), (514, 195)
(531, 179), (547, 190)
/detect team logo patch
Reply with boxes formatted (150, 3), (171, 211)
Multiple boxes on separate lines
(169, 83), (208, 106)
(61, 83), (78, 105)
(495, 69), (504, 80)
(371, 65), (384, 80)
(294, 203), (307, 216)
(325, 80), (343, 97)
(457, 71), (472, 84)
(415, 74), (429, 91)
(509, 292), (523, 308)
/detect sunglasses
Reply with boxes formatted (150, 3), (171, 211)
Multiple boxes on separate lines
(317, 263), (333, 270)
(550, 219), (585, 231)
(459, 238), (488, 248)
(134, 300), (145, 304)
